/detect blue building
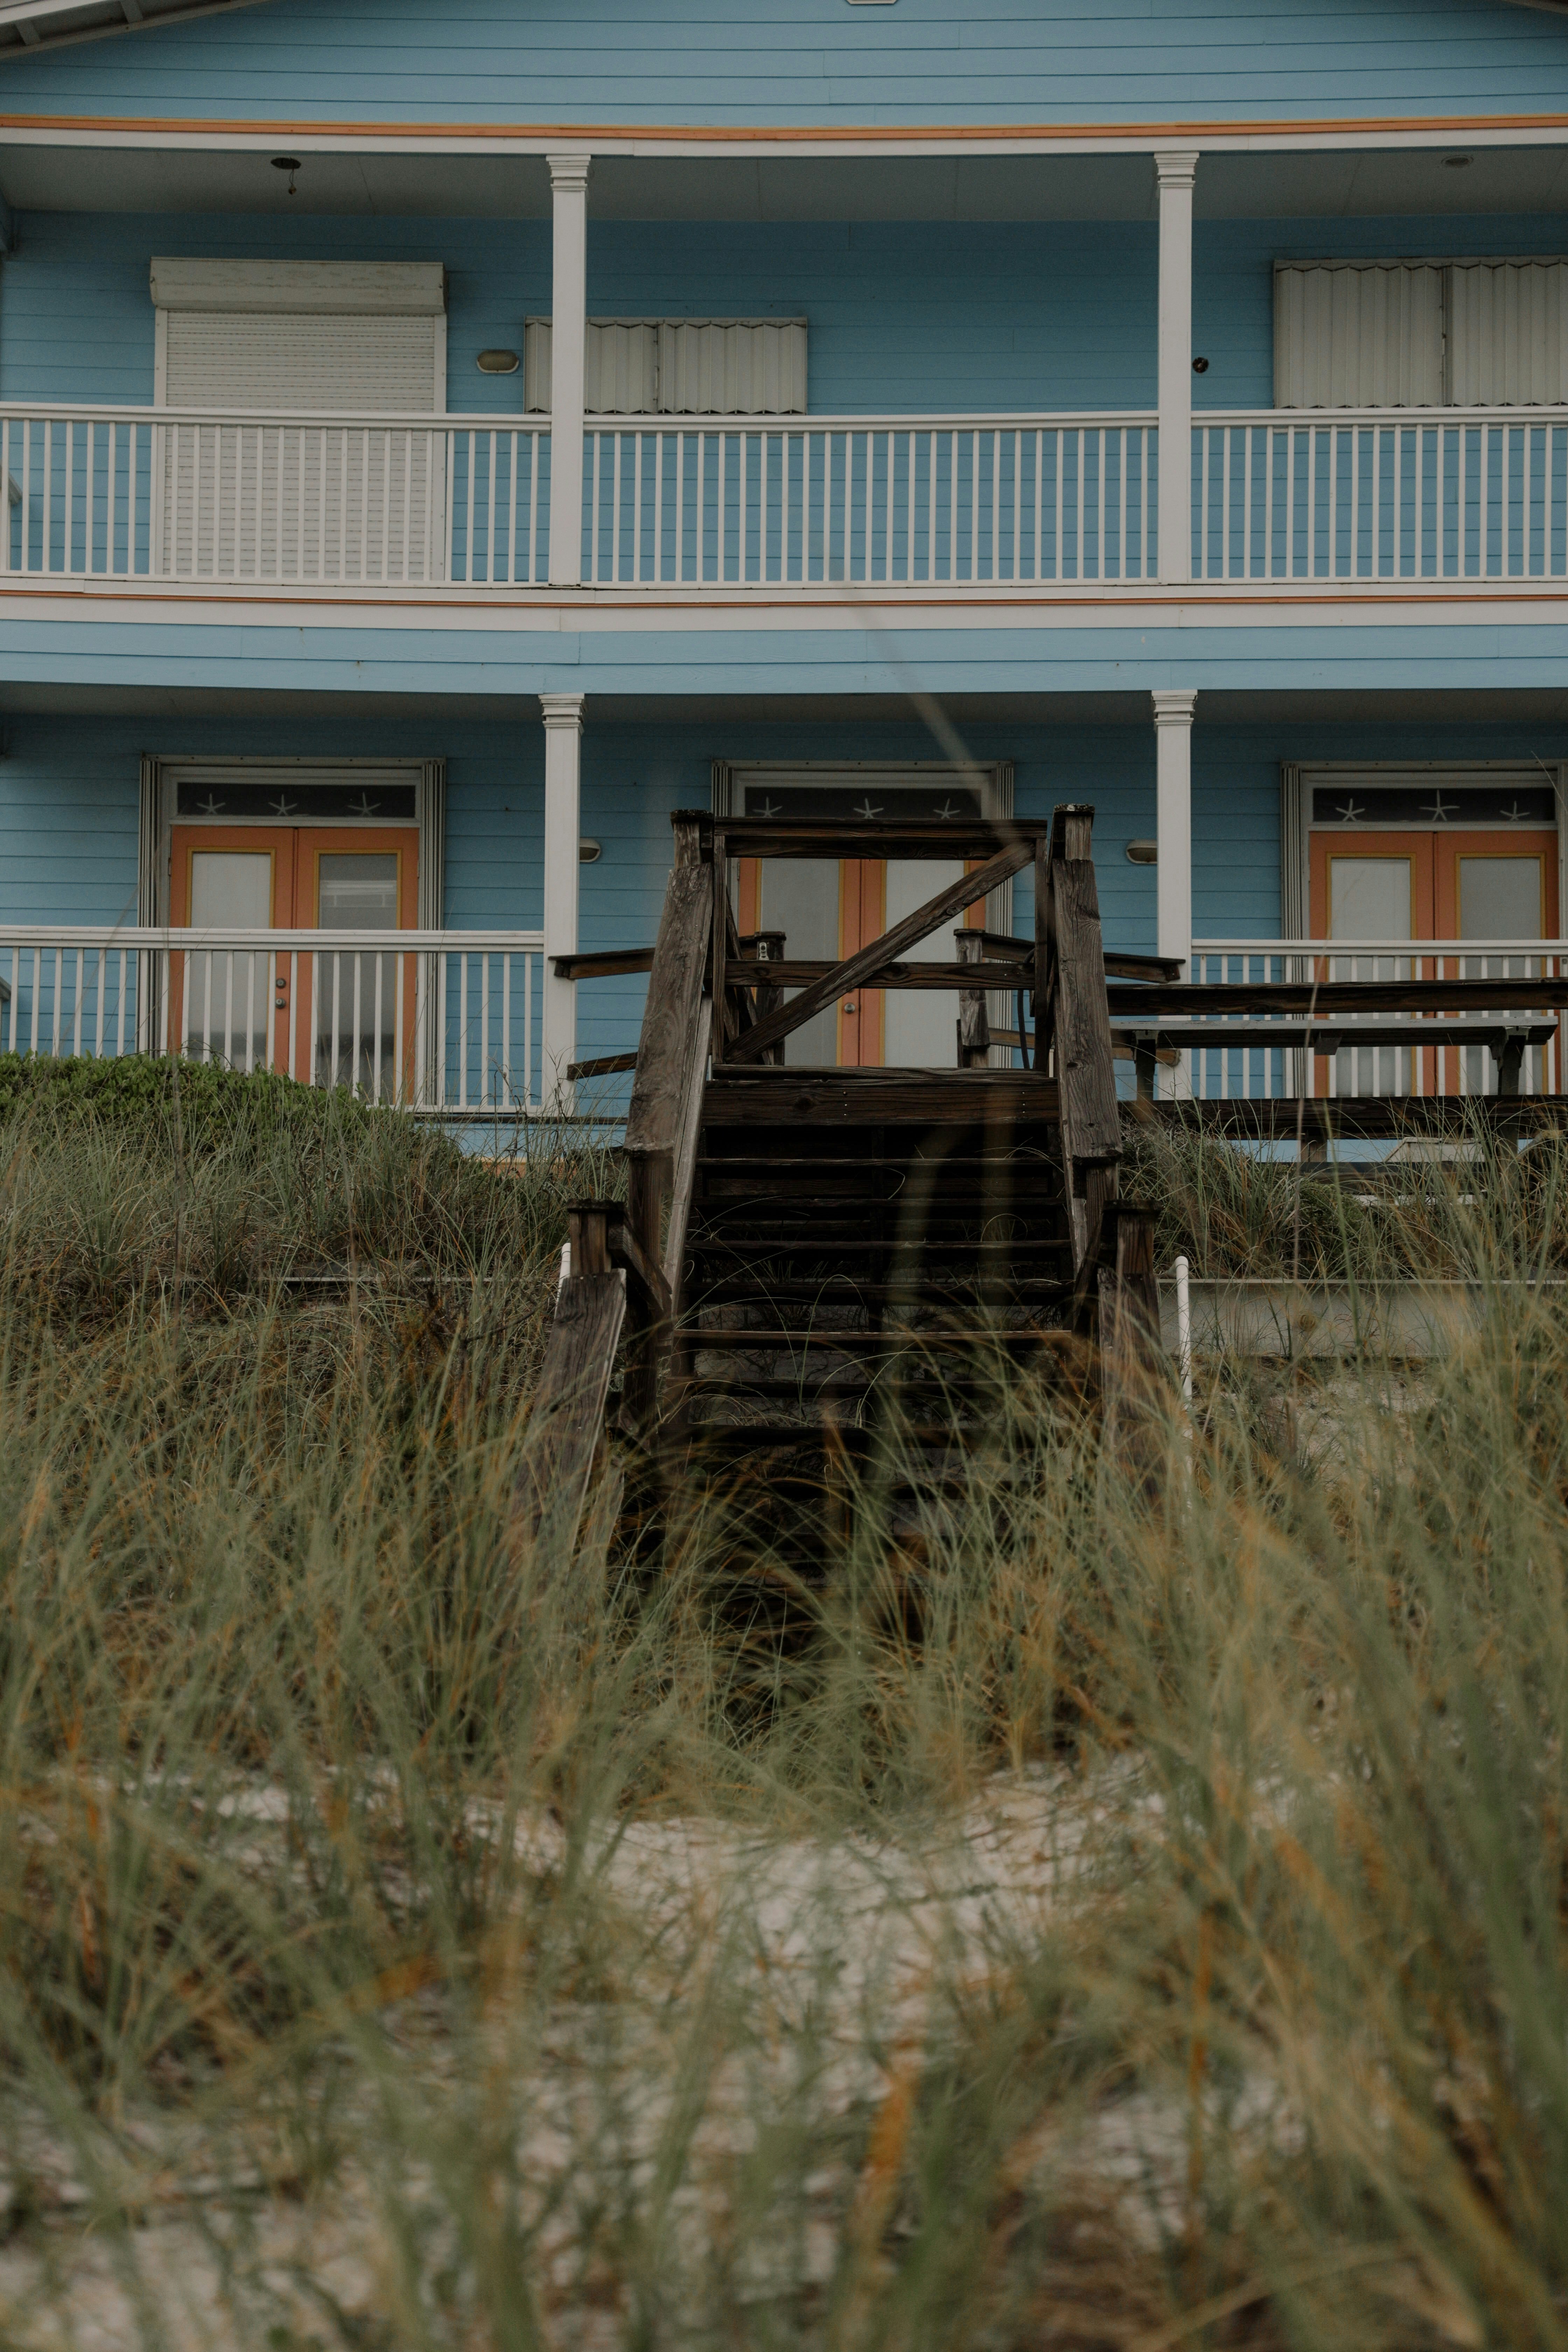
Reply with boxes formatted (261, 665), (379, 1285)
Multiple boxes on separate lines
(4, 0), (1568, 1112)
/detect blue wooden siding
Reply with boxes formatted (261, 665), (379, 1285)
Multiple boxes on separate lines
(0, 210), (1159, 414)
(12, 206), (1568, 419)
(1, 0), (1567, 127)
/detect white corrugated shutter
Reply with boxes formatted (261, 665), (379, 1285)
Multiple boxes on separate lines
(164, 312), (441, 414)
(524, 316), (807, 414)
(1448, 262), (1568, 403)
(525, 321), (657, 415)
(1274, 264), (1445, 408)
(154, 262), (445, 582)
(657, 320), (807, 414)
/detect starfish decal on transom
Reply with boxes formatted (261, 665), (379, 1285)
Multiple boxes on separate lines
(932, 798), (960, 820)
(1502, 801), (1531, 823)
(852, 798), (885, 819)
(196, 795), (225, 817)
(269, 796), (299, 818)
(1335, 798), (1366, 824)
(1423, 793), (1457, 822)
(348, 793), (381, 817)
(753, 797), (780, 818)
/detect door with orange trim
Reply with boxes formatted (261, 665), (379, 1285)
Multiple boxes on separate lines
(170, 824), (419, 1094)
(1309, 826), (1558, 1095)
(738, 850), (985, 1067)
(1434, 830), (1558, 1094)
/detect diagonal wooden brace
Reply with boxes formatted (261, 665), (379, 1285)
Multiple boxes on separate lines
(726, 838), (1035, 1065)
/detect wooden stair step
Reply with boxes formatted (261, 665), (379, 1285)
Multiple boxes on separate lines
(681, 1325), (1071, 1351)
(689, 1236), (1072, 1259)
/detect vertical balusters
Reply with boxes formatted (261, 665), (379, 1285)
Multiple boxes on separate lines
(457, 951), (469, 1110)
(527, 429), (541, 585)
(500, 948), (511, 1108)
(1028, 427), (1041, 583)
(21, 414), (33, 576)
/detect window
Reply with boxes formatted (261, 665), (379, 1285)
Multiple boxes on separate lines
(523, 317), (808, 415)
(148, 260), (448, 579)
(151, 259), (448, 413)
(1275, 258), (1568, 407)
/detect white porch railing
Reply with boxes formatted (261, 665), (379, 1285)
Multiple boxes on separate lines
(1193, 411), (1568, 583)
(13, 400), (1568, 593)
(0, 408), (551, 587)
(582, 415), (1159, 584)
(0, 928), (547, 1116)
(1187, 940), (1568, 1100)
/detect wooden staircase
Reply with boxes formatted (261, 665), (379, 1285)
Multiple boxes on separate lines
(520, 804), (1162, 1559)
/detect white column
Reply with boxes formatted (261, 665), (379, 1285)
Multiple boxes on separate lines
(1155, 149), (1198, 587)
(1152, 689), (1197, 974)
(541, 691), (585, 1103)
(547, 152), (592, 590)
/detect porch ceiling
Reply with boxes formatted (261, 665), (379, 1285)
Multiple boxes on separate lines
(3, 141), (1568, 221)
(0, 0), (262, 56)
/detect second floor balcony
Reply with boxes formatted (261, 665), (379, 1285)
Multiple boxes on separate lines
(8, 400), (1568, 595)
(6, 137), (1568, 604)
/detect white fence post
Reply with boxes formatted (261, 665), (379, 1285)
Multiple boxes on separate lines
(540, 692), (585, 1109)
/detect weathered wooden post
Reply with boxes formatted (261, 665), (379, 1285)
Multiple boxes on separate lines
(737, 929), (787, 1064)
(1041, 804), (1167, 1469)
(1044, 805), (1122, 1295)
(955, 927), (991, 1068)
(620, 813), (714, 1438)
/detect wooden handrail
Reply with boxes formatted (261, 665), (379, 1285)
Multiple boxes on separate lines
(517, 814), (715, 1543)
(621, 813), (715, 1435)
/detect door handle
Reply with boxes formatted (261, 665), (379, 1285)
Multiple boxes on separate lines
(842, 997), (857, 1014)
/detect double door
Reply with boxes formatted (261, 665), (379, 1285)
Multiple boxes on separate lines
(1309, 827), (1558, 1093)
(170, 824), (419, 1093)
(738, 852), (983, 1067)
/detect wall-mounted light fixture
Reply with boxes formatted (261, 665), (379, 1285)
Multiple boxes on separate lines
(579, 839), (602, 864)
(272, 156), (300, 197)
(477, 349), (520, 374)
(1192, 356), (1210, 374)
(1125, 839), (1158, 865)
(1444, 154), (1473, 169)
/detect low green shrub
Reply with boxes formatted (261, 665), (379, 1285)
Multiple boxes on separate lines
(0, 1050), (380, 1152)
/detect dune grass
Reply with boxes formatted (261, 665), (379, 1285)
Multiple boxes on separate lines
(1, 1070), (1567, 2346)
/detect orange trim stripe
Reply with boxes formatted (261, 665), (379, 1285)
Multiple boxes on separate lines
(5, 582), (1568, 615)
(3, 110), (1568, 142)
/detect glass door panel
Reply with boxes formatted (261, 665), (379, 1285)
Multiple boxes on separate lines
(741, 855), (841, 1067)
(1435, 830), (1556, 1093)
(1309, 832), (1432, 1096)
(295, 830), (420, 1100)
(884, 858), (965, 1067)
(169, 826), (293, 1072)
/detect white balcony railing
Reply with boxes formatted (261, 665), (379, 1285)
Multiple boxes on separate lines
(1187, 940), (1568, 1101)
(1193, 412), (1568, 584)
(583, 415), (1158, 585)
(10, 401), (1568, 594)
(0, 408), (551, 587)
(0, 927), (547, 1115)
